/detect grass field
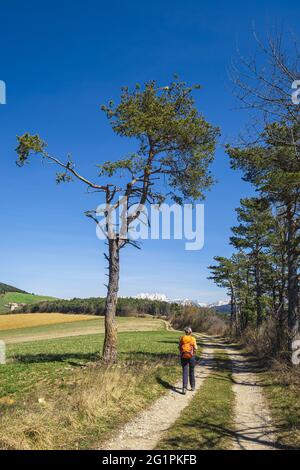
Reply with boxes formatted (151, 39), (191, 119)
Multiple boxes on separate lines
(0, 292), (56, 314)
(0, 323), (187, 450)
(0, 314), (165, 344)
(0, 313), (95, 330)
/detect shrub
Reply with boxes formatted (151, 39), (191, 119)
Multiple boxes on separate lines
(240, 317), (288, 360)
(171, 306), (229, 335)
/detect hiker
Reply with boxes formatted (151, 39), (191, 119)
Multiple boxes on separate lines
(179, 327), (198, 394)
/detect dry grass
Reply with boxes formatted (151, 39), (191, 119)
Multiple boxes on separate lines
(262, 360), (300, 449)
(0, 313), (96, 331)
(239, 318), (281, 359)
(0, 359), (177, 450)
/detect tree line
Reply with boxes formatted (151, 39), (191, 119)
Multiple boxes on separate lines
(19, 297), (182, 317)
(209, 34), (300, 361)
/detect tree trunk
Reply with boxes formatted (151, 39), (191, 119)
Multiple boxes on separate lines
(232, 288), (241, 337)
(234, 302), (241, 337)
(229, 282), (240, 337)
(276, 270), (286, 353)
(102, 239), (120, 364)
(254, 262), (263, 327)
(256, 274), (263, 328)
(275, 249), (287, 353)
(286, 203), (299, 357)
(230, 291), (234, 332)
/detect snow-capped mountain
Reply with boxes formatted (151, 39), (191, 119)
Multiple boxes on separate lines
(173, 298), (199, 306)
(135, 293), (170, 302)
(134, 292), (230, 307)
(208, 300), (230, 308)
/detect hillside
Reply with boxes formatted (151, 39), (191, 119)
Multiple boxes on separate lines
(0, 287), (57, 314)
(0, 282), (28, 295)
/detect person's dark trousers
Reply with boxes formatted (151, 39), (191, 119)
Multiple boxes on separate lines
(181, 356), (196, 390)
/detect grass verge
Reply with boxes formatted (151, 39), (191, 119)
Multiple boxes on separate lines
(262, 361), (300, 449)
(156, 351), (234, 450)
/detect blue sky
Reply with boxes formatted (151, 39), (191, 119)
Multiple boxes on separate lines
(0, 0), (299, 301)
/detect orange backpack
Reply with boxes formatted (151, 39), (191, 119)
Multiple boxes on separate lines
(180, 335), (195, 359)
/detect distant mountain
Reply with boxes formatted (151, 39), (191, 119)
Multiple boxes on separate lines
(208, 300), (230, 308)
(173, 298), (199, 306)
(0, 282), (28, 295)
(135, 293), (199, 305)
(213, 303), (231, 314)
(135, 293), (170, 302)
(134, 292), (230, 311)
(172, 298), (231, 310)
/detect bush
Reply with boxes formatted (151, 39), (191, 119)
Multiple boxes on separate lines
(240, 317), (287, 359)
(171, 306), (229, 335)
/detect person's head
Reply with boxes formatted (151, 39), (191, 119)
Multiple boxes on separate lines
(184, 327), (192, 335)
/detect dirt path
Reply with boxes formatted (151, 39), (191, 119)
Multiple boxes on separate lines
(100, 345), (215, 450)
(100, 334), (278, 451)
(198, 336), (277, 450)
(226, 347), (277, 450)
